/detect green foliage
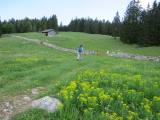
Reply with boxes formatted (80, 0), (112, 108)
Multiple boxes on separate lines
(68, 18), (114, 35)
(1, 21), (15, 34)
(121, 0), (160, 46)
(1, 15), (58, 34)
(12, 109), (50, 120)
(120, 0), (142, 44)
(58, 70), (160, 119)
(139, 1), (160, 46)
(112, 11), (121, 37)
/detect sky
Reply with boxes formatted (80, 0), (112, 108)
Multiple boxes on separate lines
(0, 0), (157, 25)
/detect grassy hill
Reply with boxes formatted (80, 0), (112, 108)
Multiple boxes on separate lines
(0, 33), (160, 119)
(16, 32), (160, 56)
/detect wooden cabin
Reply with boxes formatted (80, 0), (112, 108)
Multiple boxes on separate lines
(42, 29), (57, 37)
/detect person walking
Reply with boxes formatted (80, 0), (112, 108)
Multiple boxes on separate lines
(77, 45), (84, 61)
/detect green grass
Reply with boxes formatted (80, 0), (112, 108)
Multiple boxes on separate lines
(0, 33), (160, 120)
(16, 32), (160, 56)
(0, 36), (79, 98)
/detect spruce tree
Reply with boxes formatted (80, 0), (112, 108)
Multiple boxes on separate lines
(112, 11), (121, 37)
(120, 0), (142, 44)
(148, 1), (160, 45)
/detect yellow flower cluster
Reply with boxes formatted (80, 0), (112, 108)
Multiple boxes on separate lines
(101, 112), (123, 120)
(134, 74), (142, 81)
(128, 111), (138, 120)
(153, 96), (160, 113)
(57, 102), (64, 110)
(99, 90), (112, 102)
(153, 96), (160, 102)
(59, 81), (77, 100)
(141, 98), (152, 113)
(59, 75), (113, 114)
(58, 70), (160, 119)
(80, 82), (92, 91)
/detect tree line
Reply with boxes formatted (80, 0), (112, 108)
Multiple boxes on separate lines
(60, 0), (160, 46)
(59, 11), (121, 37)
(0, 0), (160, 46)
(0, 15), (58, 35)
(121, 0), (160, 46)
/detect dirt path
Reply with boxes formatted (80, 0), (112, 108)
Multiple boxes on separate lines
(12, 35), (160, 62)
(0, 87), (47, 120)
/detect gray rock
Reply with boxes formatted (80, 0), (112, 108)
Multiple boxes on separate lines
(4, 102), (10, 107)
(3, 109), (8, 112)
(32, 96), (61, 112)
(23, 96), (31, 102)
(31, 88), (39, 95)
(108, 52), (160, 62)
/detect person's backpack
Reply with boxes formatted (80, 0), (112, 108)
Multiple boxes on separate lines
(78, 47), (83, 52)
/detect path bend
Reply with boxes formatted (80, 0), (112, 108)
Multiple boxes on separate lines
(12, 35), (160, 62)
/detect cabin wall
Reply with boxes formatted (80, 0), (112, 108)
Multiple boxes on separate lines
(48, 31), (56, 37)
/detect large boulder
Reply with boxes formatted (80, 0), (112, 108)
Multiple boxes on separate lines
(32, 96), (61, 112)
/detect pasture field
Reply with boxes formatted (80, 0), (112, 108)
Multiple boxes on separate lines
(16, 32), (160, 56)
(0, 33), (160, 120)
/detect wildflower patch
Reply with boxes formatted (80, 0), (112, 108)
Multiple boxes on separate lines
(58, 70), (160, 119)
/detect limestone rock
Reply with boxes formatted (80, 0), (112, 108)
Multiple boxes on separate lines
(23, 96), (31, 102)
(31, 88), (39, 95)
(32, 96), (61, 112)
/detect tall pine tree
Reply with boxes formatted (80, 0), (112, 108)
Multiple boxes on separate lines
(120, 0), (142, 44)
(112, 11), (121, 37)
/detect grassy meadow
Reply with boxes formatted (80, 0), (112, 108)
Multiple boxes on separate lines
(16, 32), (160, 56)
(0, 32), (160, 120)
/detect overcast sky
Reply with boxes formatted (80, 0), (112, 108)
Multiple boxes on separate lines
(0, 0), (157, 25)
